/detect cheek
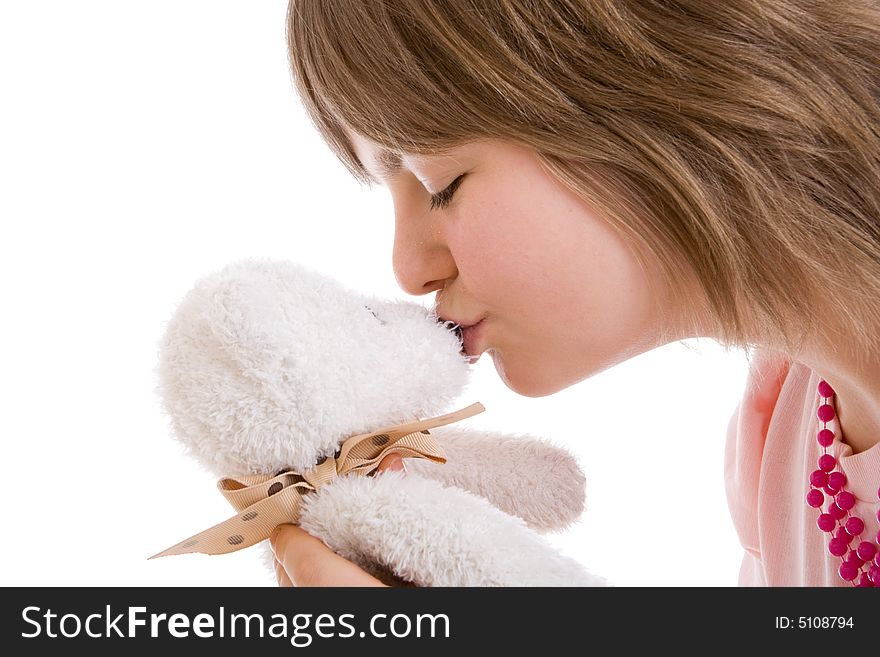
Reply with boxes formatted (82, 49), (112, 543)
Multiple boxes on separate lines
(450, 177), (620, 316)
(446, 197), (537, 306)
(447, 169), (657, 365)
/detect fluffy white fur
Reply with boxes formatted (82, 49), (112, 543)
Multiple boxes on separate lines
(299, 471), (606, 587)
(405, 425), (588, 534)
(156, 258), (608, 586)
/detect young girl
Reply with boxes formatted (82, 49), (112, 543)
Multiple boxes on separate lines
(270, 0), (880, 586)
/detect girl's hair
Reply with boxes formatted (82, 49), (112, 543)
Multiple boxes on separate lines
(287, 0), (880, 365)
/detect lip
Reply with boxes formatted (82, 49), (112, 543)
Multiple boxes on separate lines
(460, 318), (486, 364)
(433, 307), (486, 362)
(436, 313), (485, 330)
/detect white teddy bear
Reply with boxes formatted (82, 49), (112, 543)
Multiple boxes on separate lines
(153, 258), (608, 587)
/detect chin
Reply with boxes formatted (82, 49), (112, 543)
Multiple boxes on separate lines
(488, 349), (570, 398)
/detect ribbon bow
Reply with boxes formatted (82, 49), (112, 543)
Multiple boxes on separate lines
(149, 402), (485, 559)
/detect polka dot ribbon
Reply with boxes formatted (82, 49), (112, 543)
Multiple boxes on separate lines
(148, 402), (486, 559)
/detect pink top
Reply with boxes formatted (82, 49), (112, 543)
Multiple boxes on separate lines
(725, 349), (880, 586)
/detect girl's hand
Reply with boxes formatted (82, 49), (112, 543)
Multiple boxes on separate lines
(269, 454), (408, 587)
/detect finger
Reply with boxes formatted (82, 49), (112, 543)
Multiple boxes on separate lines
(270, 524), (388, 587)
(377, 453), (406, 473)
(274, 557), (293, 587)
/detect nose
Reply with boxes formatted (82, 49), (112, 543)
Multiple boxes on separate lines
(390, 197), (457, 297)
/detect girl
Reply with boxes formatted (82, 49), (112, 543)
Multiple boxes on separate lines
(270, 0), (880, 586)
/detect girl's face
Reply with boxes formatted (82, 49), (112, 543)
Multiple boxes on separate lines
(346, 129), (702, 397)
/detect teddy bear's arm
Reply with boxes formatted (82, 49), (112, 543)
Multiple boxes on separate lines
(298, 471), (608, 587)
(404, 426), (586, 533)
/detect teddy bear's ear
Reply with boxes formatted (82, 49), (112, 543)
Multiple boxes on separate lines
(404, 426), (586, 533)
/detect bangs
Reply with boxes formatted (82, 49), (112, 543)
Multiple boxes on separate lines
(287, 0), (496, 184)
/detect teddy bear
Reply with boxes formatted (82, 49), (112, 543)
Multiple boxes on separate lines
(151, 258), (608, 587)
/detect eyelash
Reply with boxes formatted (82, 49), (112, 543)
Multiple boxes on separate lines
(428, 175), (465, 211)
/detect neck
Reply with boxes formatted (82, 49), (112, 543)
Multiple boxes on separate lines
(796, 344), (880, 455)
(672, 273), (880, 454)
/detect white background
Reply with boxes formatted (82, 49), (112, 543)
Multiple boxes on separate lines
(1, 1), (748, 586)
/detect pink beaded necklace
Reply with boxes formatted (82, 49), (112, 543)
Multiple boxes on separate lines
(805, 379), (880, 586)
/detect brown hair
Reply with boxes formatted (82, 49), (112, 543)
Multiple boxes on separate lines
(287, 0), (880, 364)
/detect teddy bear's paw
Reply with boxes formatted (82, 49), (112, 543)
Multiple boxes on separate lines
(297, 471), (610, 587)
(405, 426), (587, 534)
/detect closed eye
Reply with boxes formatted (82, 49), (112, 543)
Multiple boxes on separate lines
(429, 174), (466, 211)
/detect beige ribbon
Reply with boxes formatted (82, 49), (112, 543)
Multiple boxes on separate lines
(149, 402), (485, 559)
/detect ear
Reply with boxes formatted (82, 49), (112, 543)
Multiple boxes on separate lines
(405, 426), (586, 533)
